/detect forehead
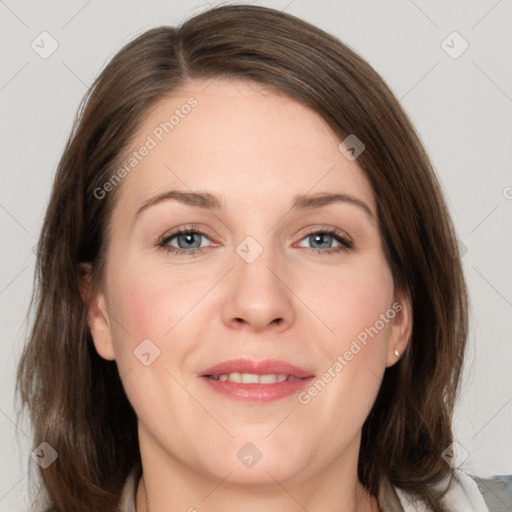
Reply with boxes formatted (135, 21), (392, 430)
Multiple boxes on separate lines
(113, 78), (375, 217)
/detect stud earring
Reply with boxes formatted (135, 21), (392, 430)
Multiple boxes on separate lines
(394, 349), (400, 357)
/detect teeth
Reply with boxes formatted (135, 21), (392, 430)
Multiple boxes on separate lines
(242, 373), (259, 384)
(229, 372), (242, 383)
(259, 374), (280, 384)
(209, 373), (295, 384)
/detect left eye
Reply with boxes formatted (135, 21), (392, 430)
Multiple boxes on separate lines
(298, 231), (350, 250)
(161, 231), (210, 251)
(158, 229), (353, 255)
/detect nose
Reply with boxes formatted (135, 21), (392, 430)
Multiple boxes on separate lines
(221, 242), (295, 333)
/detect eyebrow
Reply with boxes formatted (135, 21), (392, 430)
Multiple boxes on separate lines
(134, 190), (375, 222)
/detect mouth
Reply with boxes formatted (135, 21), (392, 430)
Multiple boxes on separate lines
(205, 373), (303, 383)
(199, 358), (315, 403)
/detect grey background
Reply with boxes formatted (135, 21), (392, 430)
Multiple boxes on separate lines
(1, 0), (511, 510)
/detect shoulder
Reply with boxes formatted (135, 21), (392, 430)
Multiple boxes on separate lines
(471, 474), (512, 512)
(391, 469), (505, 511)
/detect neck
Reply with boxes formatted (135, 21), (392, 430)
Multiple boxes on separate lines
(134, 429), (380, 512)
(136, 476), (378, 512)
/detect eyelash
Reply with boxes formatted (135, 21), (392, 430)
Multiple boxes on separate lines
(157, 226), (353, 257)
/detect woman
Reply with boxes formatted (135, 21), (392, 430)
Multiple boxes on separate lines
(16, 4), (492, 511)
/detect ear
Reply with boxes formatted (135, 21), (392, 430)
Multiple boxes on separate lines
(385, 288), (413, 368)
(78, 263), (116, 361)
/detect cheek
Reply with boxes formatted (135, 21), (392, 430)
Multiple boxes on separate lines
(108, 263), (206, 346)
(105, 265), (200, 424)
(306, 260), (394, 348)
(297, 260), (394, 414)
(295, 266), (394, 446)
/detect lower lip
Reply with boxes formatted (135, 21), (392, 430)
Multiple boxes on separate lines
(201, 376), (314, 403)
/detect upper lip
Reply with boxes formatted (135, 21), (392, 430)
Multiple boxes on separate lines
(200, 358), (314, 378)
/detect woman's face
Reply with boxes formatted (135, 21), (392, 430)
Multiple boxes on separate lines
(88, 78), (411, 487)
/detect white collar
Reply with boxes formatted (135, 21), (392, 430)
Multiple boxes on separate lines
(393, 469), (489, 512)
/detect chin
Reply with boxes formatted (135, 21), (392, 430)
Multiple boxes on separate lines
(214, 458), (304, 489)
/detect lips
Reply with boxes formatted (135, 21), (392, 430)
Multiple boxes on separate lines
(200, 358), (315, 403)
(201, 358), (314, 379)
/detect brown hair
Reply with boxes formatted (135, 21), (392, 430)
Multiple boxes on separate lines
(16, 4), (468, 511)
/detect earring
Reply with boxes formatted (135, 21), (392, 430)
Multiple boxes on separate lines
(394, 349), (400, 357)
